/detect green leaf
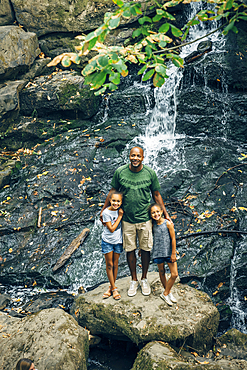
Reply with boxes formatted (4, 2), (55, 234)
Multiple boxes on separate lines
(114, 59), (127, 73)
(153, 72), (165, 87)
(82, 60), (97, 76)
(110, 52), (119, 62)
(97, 56), (109, 69)
(109, 16), (121, 29)
(159, 23), (170, 33)
(88, 37), (97, 51)
(85, 31), (97, 42)
(130, 6), (137, 16)
(155, 64), (167, 76)
(138, 16), (152, 25)
(104, 12), (113, 23)
(132, 28), (142, 38)
(181, 27), (189, 41)
(159, 41), (167, 48)
(138, 64), (148, 75)
(172, 57), (183, 68)
(153, 14), (163, 22)
(134, 4), (142, 15)
(84, 72), (97, 85)
(142, 68), (155, 81)
(145, 45), (153, 58)
(98, 30), (108, 43)
(95, 85), (107, 96)
(112, 0), (124, 7)
(109, 72), (121, 85)
(223, 20), (235, 34)
(224, 0), (234, 10)
(123, 8), (131, 18)
(170, 24), (183, 37)
(91, 71), (107, 89)
(162, 11), (175, 20)
(238, 16), (247, 21)
(231, 25), (238, 33)
(157, 9), (164, 15)
(61, 56), (71, 67)
(108, 83), (118, 91)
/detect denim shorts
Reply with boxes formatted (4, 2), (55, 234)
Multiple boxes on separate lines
(153, 257), (172, 264)
(101, 240), (123, 255)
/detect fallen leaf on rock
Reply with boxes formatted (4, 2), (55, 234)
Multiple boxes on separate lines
(191, 352), (198, 357)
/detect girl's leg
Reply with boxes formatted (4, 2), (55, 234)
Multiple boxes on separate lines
(165, 262), (178, 295)
(104, 251), (115, 290)
(113, 252), (120, 282)
(157, 263), (167, 290)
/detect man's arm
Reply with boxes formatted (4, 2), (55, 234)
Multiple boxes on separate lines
(152, 190), (172, 222)
(100, 187), (116, 222)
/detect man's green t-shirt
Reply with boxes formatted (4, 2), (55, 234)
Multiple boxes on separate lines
(111, 164), (161, 224)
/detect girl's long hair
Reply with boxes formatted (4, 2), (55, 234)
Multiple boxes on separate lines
(16, 358), (33, 370)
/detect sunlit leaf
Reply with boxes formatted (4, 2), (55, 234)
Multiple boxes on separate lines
(112, 0), (124, 6)
(96, 55), (109, 68)
(170, 24), (183, 37)
(159, 23), (170, 33)
(138, 16), (152, 25)
(109, 16), (121, 29)
(132, 28), (142, 38)
(88, 37), (97, 51)
(153, 72), (165, 87)
(142, 68), (155, 81)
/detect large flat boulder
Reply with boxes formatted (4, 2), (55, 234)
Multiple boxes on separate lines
(20, 71), (101, 119)
(131, 340), (247, 370)
(0, 308), (89, 370)
(71, 272), (220, 353)
(0, 26), (40, 80)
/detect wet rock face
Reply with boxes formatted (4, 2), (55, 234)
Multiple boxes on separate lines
(20, 71), (102, 120)
(176, 21), (247, 142)
(71, 272), (220, 353)
(0, 308), (89, 370)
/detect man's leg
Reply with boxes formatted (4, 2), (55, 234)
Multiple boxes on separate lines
(127, 250), (138, 281)
(137, 220), (153, 295)
(140, 250), (150, 280)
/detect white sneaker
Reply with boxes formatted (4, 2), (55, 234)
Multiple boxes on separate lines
(168, 292), (177, 303)
(128, 280), (139, 297)
(140, 278), (151, 296)
(160, 292), (173, 306)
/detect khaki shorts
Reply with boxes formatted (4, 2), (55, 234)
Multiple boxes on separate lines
(122, 220), (153, 252)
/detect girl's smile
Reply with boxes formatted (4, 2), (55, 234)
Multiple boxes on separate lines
(109, 194), (122, 210)
(150, 205), (163, 223)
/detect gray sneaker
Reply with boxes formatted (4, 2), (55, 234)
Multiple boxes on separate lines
(128, 280), (139, 297)
(140, 278), (151, 296)
(168, 292), (177, 303)
(160, 292), (173, 306)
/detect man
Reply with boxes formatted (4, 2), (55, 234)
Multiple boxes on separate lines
(100, 146), (171, 297)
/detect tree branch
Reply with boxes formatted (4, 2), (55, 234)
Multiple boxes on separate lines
(153, 24), (225, 55)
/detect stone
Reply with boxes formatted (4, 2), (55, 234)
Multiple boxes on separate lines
(0, 293), (11, 310)
(0, 80), (26, 133)
(20, 71), (101, 119)
(0, 158), (21, 190)
(71, 272), (220, 353)
(0, 308), (89, 370)
(131, 340), (247, 370)
(0, 0), (15, 26)
(0, 26), (40, 80)
(11, 0), (117, 37)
